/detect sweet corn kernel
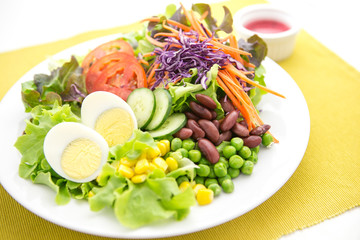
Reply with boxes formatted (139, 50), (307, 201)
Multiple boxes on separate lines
(118, 164), (134, 178)
(137, 151), (147, 160)
(192, 184), (206, 195)
(152, 157), (168, 172)
(148, 162), (158, 172)
(196, 188), (214, 205)
(179, 181), (191, 192)
(157, 142), (167, 156)
(131, 174), (147, 184)
(120, 157), (136, 167)
(160, 139), (170, 153)
(165, 157), (178, 172)
(135, 159), (150, 174)
(147, 147), (161, 159)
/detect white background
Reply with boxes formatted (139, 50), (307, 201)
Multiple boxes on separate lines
(0, 0), (359, 239)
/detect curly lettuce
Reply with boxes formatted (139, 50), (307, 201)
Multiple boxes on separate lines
(21, 56), (87, 116)
(14, 103), (93, 205)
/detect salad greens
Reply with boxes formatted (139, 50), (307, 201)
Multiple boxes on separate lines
(14, 103), (93, 205)
(21, 56), (87, 116)
(90, 131), (196, 229)
(14, 2), (274, 230)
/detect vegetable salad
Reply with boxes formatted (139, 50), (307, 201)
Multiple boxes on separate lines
(15, 3), (283, 229)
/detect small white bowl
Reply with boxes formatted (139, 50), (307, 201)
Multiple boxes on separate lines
(233, 4), (300, 62)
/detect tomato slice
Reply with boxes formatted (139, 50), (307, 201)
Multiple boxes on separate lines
(85, 52), (138, 93)
(81, 39), (134, 75)
(85, 51), (147, 100)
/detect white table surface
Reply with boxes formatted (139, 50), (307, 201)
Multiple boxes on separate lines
(0, 0), (359, 239)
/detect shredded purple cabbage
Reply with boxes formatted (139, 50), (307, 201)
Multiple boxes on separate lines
(151, 30), (245, 89)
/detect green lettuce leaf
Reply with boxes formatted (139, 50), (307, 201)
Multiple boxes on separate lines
(168, 64), (224, 119)
(249, 65), (267, 106)
(113, 176), (196, 229)
(110, 130), (158, 160)
(14, 104), (92, 205)
(21, 56), (87, 116)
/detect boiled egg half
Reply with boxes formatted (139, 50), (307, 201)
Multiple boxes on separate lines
(81, 91), (138, 147)
(43, 122), (109, 183)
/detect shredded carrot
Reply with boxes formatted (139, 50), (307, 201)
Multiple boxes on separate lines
(142, 4), (283, 141)
(199, 11), (208, 21)
(142, 52), (155, 58)
(140, 17), (192, 32)
(145, 34), (166, 48)
(138, 59), (149, 66)
(225, 64), (285, 98)
(146, 62), (160, 86)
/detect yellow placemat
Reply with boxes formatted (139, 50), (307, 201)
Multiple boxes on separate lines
(1, 0), (360, 239)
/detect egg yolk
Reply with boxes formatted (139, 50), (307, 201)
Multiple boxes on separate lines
(94, 108), (134, 147)
(61, 138), (102, 180)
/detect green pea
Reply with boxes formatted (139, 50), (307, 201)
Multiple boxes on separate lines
(205, 178), (218, 188)
(228, 167), (240, 178)
(188, 149), (202, 163)
(194, 176), (205, 185)
(208, 165), (216, 178)
(250, 145), (260, 154)
(218, 156), (229, 168)
(262, 133), (274, 147)
(208, 183), (222, 197)
(221, 179), (234, 193)
(247, 151), (258, 164)
(176, 148), (189, 158)
(223, 145), (237, 159)
(215, 141), (231, 156)
(214, 162), (227, 177)
(171, 138), (182, 151)
(196, 164), (210, 177)
(229, 155), (244, 169)
(218, 174), (231, 185)
(199, 157), (211, 166)
(176, 175), (189, 185)
(182, 138), (195, 151)
(239, 146), (251, 159)
(241, 160), (254, 175)
(230, 137), (244, 151)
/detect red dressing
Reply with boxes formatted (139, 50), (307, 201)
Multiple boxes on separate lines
(244, 19), (290, 33)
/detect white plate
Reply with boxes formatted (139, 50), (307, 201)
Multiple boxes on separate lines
(0, 35), (310, 239)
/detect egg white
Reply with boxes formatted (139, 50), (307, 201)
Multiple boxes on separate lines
(81, 91), (138, 129)
(43, 122), (109, 183)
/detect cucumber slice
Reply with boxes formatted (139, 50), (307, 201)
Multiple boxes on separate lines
(145, 88), (172, 130)
(148, 113), (186, 139)
(127, 88), (155, 129)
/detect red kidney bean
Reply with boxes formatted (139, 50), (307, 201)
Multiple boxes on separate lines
(185, 112), (199, 121)
(187, 119), (205, 140)
(220, 97), (235, 113)
(210, 110), (217, 120)
(239, 119), (248, 128)
(220, 110), (238, 132)
(212, 119), (220, 130)
(243, 135), (262, 148)
(231, 122), (249, 137)
(198, 138), (220, 164)
(250, 124), (272, 136)
(250, 126), (264, 136)
(195, 94), (217, 110)
(173, 128), (193, 140)
(198, 119), (220, 144)
(215, 131), (232, 146)
(262, 124), (271, 133)
(189, 101), (212, 120)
